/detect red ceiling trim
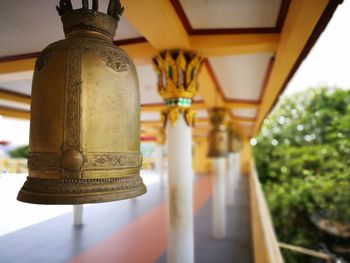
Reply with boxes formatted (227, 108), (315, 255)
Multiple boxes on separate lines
(275, 0), (292, 32)
(170, 0), (291, 35)
(113, 37), (147, 46)
(0, 52), (40, 63)
(140, 136), (156, 142)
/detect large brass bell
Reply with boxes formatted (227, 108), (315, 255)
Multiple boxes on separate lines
(17, 0), (146, 204)
(207, 107), (229, 158)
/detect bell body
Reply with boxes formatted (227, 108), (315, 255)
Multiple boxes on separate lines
(228, 131), (241, 153)
(208, 129), (228, 157)
(17, 26), (146, 204)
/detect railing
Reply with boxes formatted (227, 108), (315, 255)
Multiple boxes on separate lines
(249, 162), (284, 263)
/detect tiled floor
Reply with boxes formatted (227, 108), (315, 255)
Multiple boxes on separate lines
(0, 173), (252, 263)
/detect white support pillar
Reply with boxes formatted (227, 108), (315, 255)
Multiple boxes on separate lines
(226, 153), (235, 207)
(167, 116), (194, 263)
(235, 153), (241, 179)
(73, 205), (83, 226)
(155, 144), (165, 186)
(212, 157), (227, 239)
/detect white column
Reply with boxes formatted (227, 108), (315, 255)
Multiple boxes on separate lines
(212, 157), (227, 239)
(73, 205), (83, 226)
(155, 144), (165, 186)
(167, 116), (194, 263)
(235, 153), (241, 180)
(226, 153), (235, 207)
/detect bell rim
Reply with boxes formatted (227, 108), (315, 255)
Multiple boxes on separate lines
(17, 184), (147, 205)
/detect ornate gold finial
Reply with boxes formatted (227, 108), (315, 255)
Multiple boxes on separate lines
(153, 50), (203, 127)
(57, 0), (124, 20)
(57, 1), (124, 39)
(207, 107), (230, 157)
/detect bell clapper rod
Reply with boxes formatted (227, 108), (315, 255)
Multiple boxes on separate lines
(73, 205), (83, 226)
(212, 157), (227, 239)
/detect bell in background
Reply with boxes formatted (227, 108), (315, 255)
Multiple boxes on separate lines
(207, 107), (229, 158)
(17, 0), (146, 204)
(227, 122), (242, 153)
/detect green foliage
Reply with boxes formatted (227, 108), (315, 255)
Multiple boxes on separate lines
(9, 145), (29, 158)
(253, 88), (350, 262)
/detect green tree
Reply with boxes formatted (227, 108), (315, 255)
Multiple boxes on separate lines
(9, 145), (29, 158)
(253, 88), (350, 262)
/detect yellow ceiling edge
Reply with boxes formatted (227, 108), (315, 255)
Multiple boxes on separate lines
(192, 34), (280, 57)
(0, 89), (31, 105)
(123, 0), (190, 50)
(0, 107), (29, 120)
(254, 0), (338, 134)
(0, 59), (36, 75)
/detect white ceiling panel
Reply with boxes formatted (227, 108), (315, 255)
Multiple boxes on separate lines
(233, 109), (257, 119)
(136, 65), (163, 105)
(141, 112), (160, 121)
(179, 0), (282, 29)
(209, 53), (273, 101)
(0, 0), (142, 57)
(0, 71), (33, 96)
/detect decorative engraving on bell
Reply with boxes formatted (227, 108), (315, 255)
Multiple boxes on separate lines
(17, 0), (146, 204)
(207, 107), (229, 158)
(227, 122), (242, 153)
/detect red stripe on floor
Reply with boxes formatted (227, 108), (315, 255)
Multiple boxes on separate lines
(70, 175), (212, 263)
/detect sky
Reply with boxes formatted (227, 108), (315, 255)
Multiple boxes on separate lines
(0, 1), (350, 146)
(284, 0), (350, 94)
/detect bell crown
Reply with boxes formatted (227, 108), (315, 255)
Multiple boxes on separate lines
(57, 0), (124, 38)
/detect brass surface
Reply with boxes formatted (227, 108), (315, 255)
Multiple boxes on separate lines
(17, 0), (146, 204)
(207, 107), (229, 157)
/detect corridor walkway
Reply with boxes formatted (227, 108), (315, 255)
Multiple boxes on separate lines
(0, 172), (252, 263)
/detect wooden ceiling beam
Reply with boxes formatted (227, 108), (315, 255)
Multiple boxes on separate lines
(0, 34), (280, 74)
(192, 34), (279, 57)
(0, 89), (31, 105)
(0, 106), (29, 120)
(224, 100), (259, 109)
(122, 0), (190, 50)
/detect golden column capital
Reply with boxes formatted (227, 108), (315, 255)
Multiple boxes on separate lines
(152, 50), (203, 127)
(207, 107), (230, 158)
